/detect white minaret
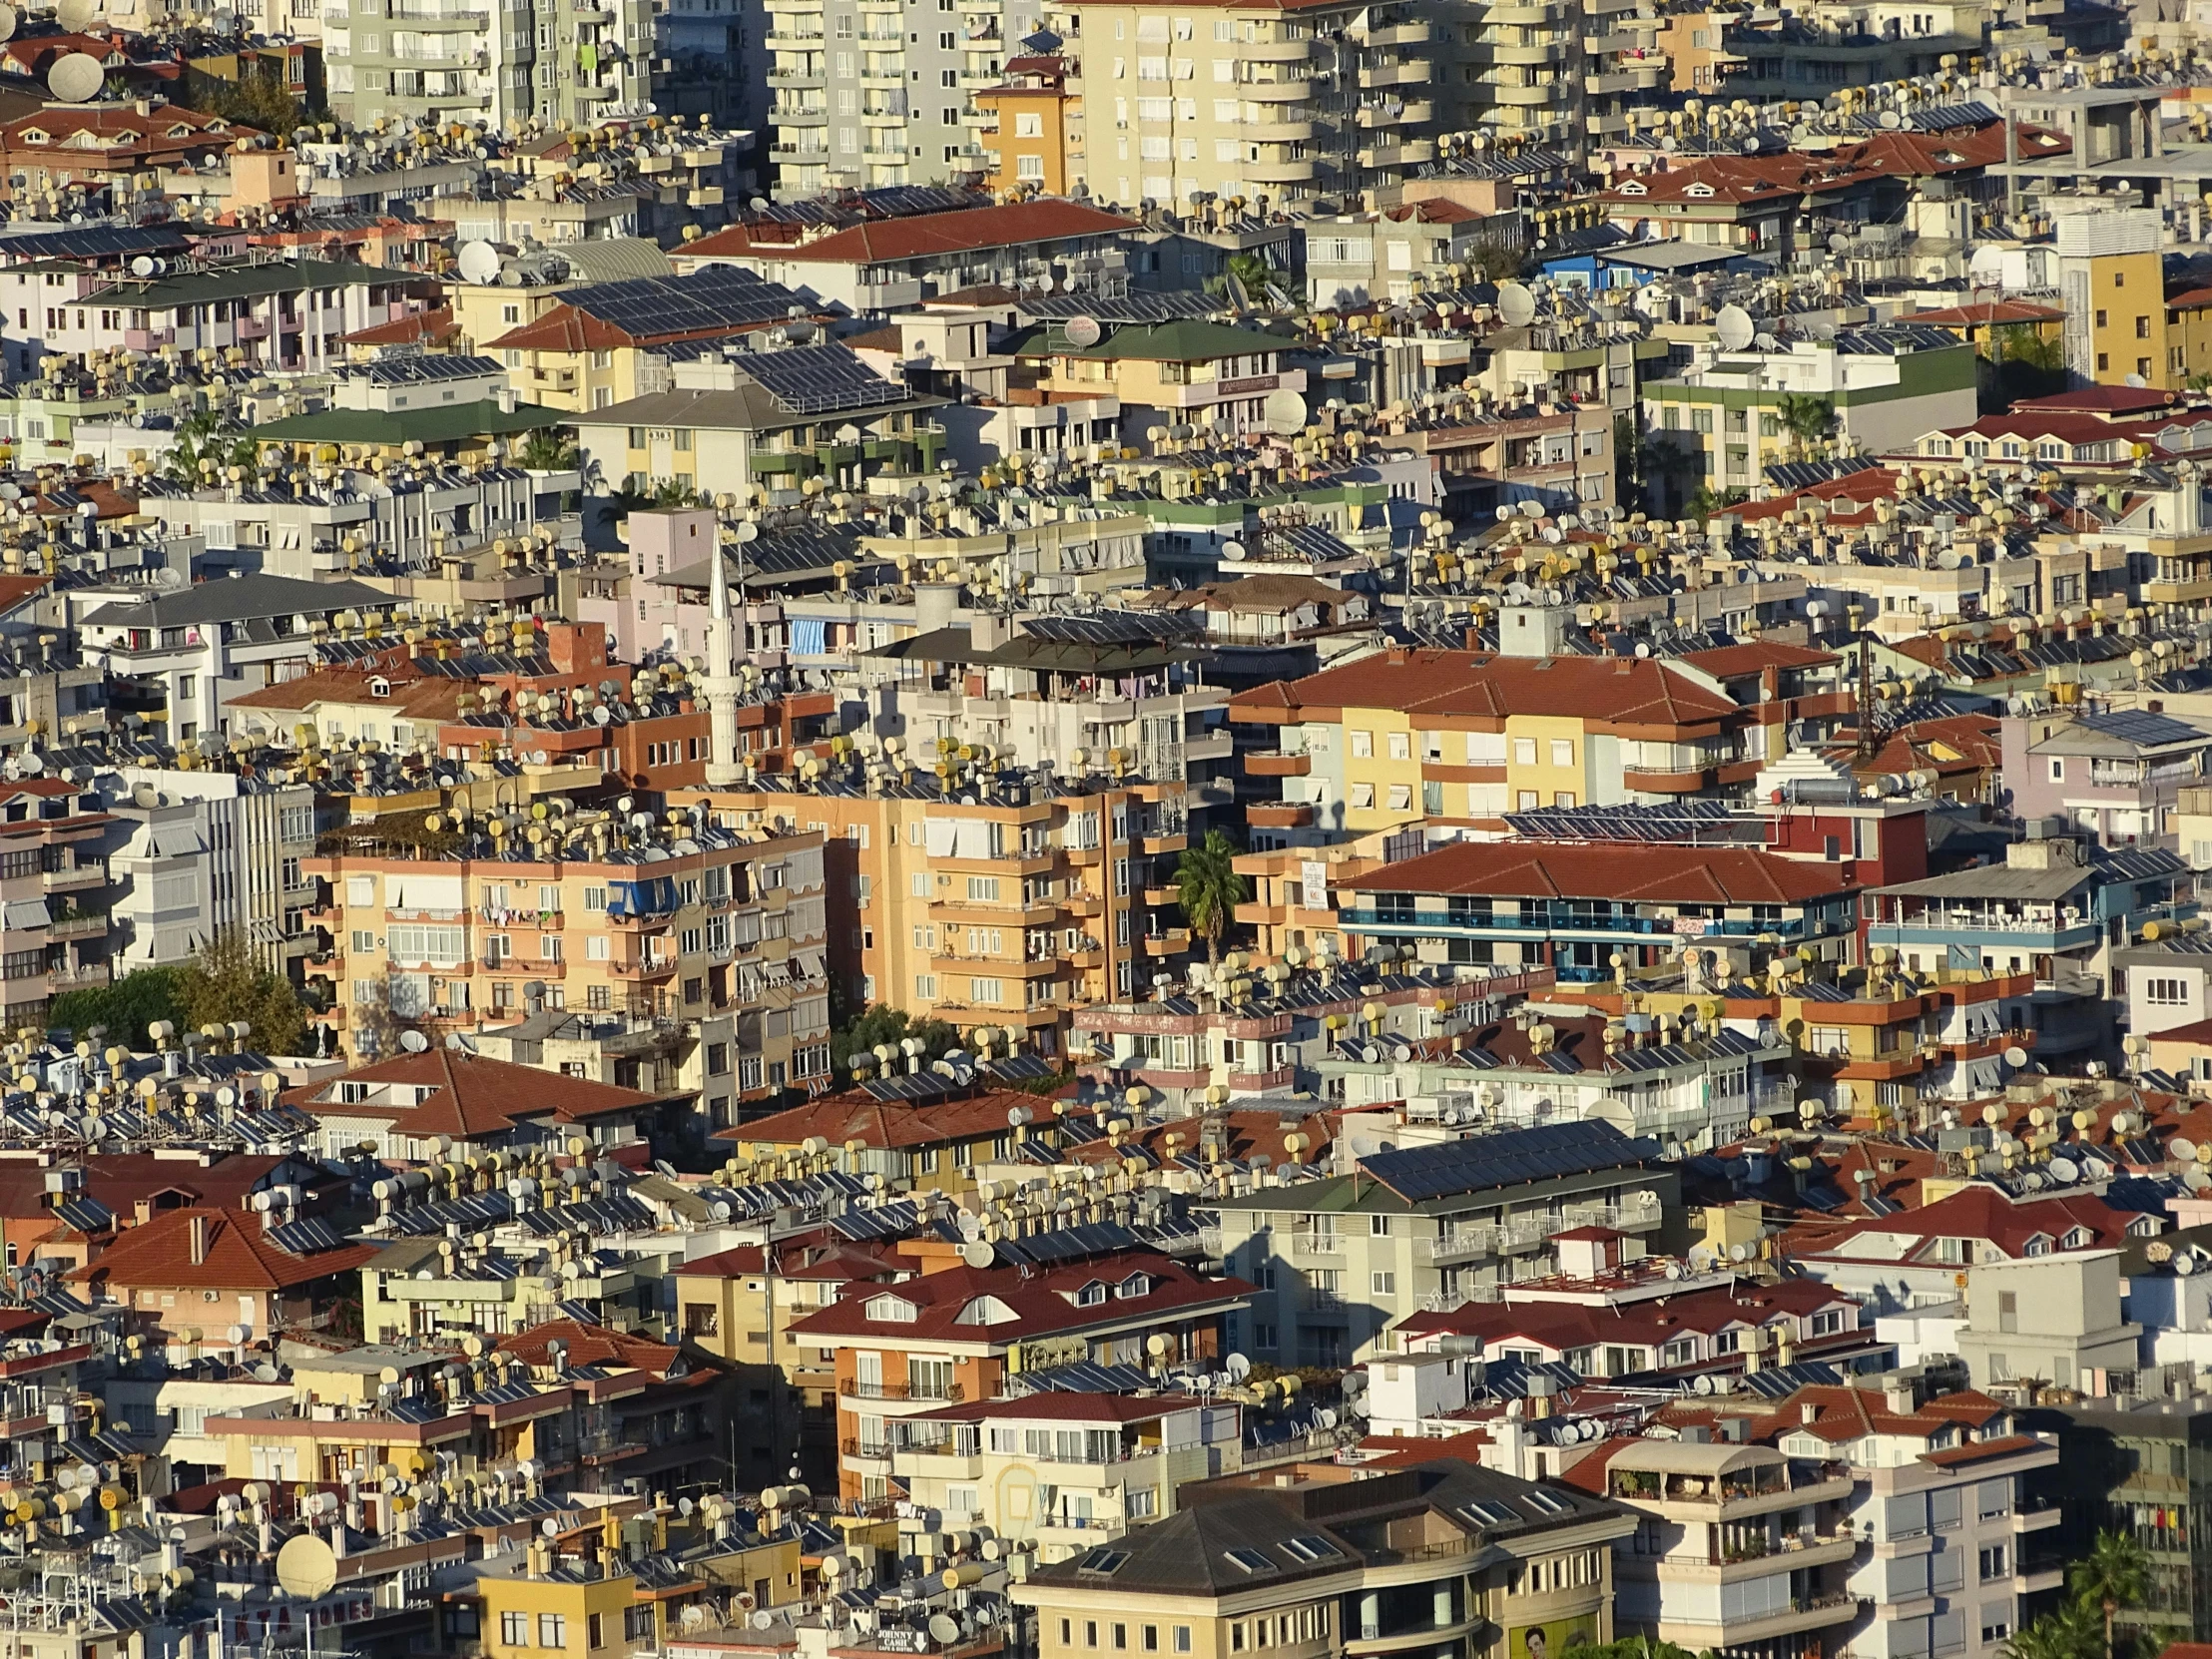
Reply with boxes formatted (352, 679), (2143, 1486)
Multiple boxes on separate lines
(703, 537), (743, 789)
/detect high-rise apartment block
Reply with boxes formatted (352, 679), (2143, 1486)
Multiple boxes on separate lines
(324, 0), (656, 130)
(1042, 0), (1437, 211)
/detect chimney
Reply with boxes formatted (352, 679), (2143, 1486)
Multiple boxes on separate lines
(189, 1214), (208, 1265)
(1801, 1401), (1819, 1425)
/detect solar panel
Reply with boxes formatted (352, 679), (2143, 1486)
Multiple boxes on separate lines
(572, 264), (805, 337)
(0, 224), (190, 262)
(270, 1216), (350, 1256)
(1360, 1119), (1656, 1204)
(355, 354), (504, 386)
(1023, 612), (1200, 645)
(1027, 291), (1219, 323)
(740, 343), (908, 414)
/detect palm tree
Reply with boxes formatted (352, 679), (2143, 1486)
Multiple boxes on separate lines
(1775, 392), (1837, 458)
(517, 425), (579, 471)
(1174, 829), (1248, 969)
(2069, 1529), (2148, 1659)
(2005, 1603), (2102, 1659)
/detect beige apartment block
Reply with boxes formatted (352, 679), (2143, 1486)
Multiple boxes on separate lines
(1046, 0), (1437, 210)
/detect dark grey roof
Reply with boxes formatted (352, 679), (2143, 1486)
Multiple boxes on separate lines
(1022, 1460), (1626, 1597)
(2072, 708), (2211, 751)
(80, 574), (393, 630)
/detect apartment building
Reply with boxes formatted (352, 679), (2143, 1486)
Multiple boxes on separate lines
(299, 830), (831, 1108)
(100, 764), (319, 979)
(1438, 0), (1662, 152)
(677, 772), (1195, 1056)
(1012, 1457), (1634, 1659)
(0, 256), (432, 378)
(890, 1392), (1244, 1561)
(1005, 315), (1308, 448)
(0, 777), (113, 1032)
(1046, 0), (1439, 210)
(785, 1245), (1251, 1501)
(1867, 829), (2192, 1060)
(1784, 1382), (2064, 1659)
(1228, 632), (1764, 848)
(1072, 960), (1558, 1113)
(1642, 329), (1979, 499)
(322, 0), (656, 130)
(1584, 1438), (1863, 1658)
(67, 1203), (379, 1346)
(1548, 964), (2039, 1119)
(1212, 1119), (1677, 1367)
(1338, 838), (1864, 985)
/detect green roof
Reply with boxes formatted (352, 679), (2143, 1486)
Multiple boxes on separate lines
(1007, 317), (1291, 364)
(252, 398), (564, 446)
(117, 258), (417, 308)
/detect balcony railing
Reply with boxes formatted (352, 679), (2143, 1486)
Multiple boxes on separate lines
(839, 1379), (963, 1401)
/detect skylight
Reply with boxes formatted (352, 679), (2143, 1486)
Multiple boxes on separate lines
(1223, 1548), (1277, 1573)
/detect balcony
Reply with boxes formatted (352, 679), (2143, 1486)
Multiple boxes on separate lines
(1237, 78), (1311, 101)
(1243, 36), (1312, 60)
(1249, 803), (1315, 829)
(1352, 19), (1428, 42)
(1359, 139), (1434, 168)
(1141, 929), (1191, 955)
(42, 864), (104, 894)
(46, 961), (110, 991)
(46, 910), (106, 941)
(1291, 1233), (1344, 1258)
(1358, 59), (1431, 87)
(839, 1379), (964, 1402)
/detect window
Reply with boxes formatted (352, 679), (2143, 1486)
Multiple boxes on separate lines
(2048, 758), (2064, 781)
(1386, 732), (1410, 760)
(502, 1614), (528, 1646)
(1350, 729), (1373, 758)
(1550, 739), (1574, 767)
(538, 1615), (566, 1648)
(1174, 1630), (1192, 1654)
(1978, 1544), (2008, 1581)
(1371, 1272), (1395, 1296)
(2146, 976), (2188, 1006)
(586, 1616), (602, 1650)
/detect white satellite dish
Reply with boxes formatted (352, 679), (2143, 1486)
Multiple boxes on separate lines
(457, 241), (502, 285)
(1063, 314), (1102, 349)
(1880, 109), (1903, 128)
(46, 53), (104, 103)
(2182, 1250), (2202, 1274)
(1262, 387), (1308, 435)
(2002, 1044), (2028, 1068)
(2048, 1157), (2079, 1184)
(399, 1029), (429, 1052)
(1715, 304), (1756, 350)
(1225, 1352), (1251, 1382)
(0, 7), (22, 44)
(2175, 1138), (2199, 1165)
(1497, 281), (1537, 327)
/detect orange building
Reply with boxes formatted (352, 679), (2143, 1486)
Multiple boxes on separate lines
(972, 55), (1080, 198)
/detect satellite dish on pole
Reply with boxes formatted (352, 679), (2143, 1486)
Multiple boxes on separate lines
(1497, 281), (1537, 327)
(275, 1535), (338, 1600)
(1063, 313), (1102, 348)
(1716, 304), (1756, 351)
(457, 241), (502, 285)
(46, 53), (105, 103)
(1262, 388), (1308, 435)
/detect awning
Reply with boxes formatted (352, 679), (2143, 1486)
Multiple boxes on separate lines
(791, 617), (829, 656)
(150, 823), (203, 858)
(3, 898), (51, 930)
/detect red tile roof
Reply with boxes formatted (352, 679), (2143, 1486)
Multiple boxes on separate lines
(689, 200), (1138, 267)
(2015, 385), (2178, 415)
(1393, 1278), (1857, 1357)
(1676, 640), (1843, 680)
(786, 1251), (1251, 1344)
(68, 1206), (376, 1292)
(1229, 650), (1743, 733)
(719, 1087), (1090, 1150)
(1351, 839), (1861, 904)
(0, 574), (51, 614)
(344, 306), (458, 347)
(1904, 300), (2067, 327)
(1782, 1184), (2142, 1266)
(285, 1049), (677, 1139)
(495, 1318), (682, 1373)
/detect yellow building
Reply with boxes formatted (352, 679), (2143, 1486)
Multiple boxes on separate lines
(1230, 639), (1756, 843)
(474, 1553), (640, 1659)
(2059, 233), (2173, 388)
(1007, 316), (1307, 443)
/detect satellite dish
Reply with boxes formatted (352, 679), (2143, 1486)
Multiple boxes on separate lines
(1262, 388), (1308, 435)
(958, 1241), (994, 1269)
(275, 1535), (337, 1600)
(1828, 232), (1851, 255)
(2175, 1138), (2200, 1165)
(0, 7), (21, 43)
(2181, 1251), (2202, 1273)
(1880, 109), (1903, 128)
(1497, 281), (1537, 327)
(1225, 1353), (1251, 1382)
(2002, 1044), (2028, 1068)
(46, 53), (104, 103)
(2048, 1157), (2079, 1184)
(1063, 314), (1102, 348)
(1716, 304), (1756, 350)
(457, 241), (502, 285)
(399, 1030), (428, 1053)
(2126, 373), (2149, 388)
(929, 1616), (961, 1646)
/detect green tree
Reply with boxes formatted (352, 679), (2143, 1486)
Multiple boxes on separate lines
(1775, 392), (1837, 457)
(1565, 1638), (1719, 1659)
(1471, 240), (1530, 284)
(830, 1004), (959, 1084)
(49, 964), (191, 1050)
(518, 425), (579, 471)
(1685, 484), (1749, 520)
(163, 410), (261, 486)
(1614, 411), (1646, 510)
(1175, 828), (1248, 969)
(2004, 1598), (2103, 1659)
(2069, 1529), (2149, 1659)
(178, 926), (307, 1057)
